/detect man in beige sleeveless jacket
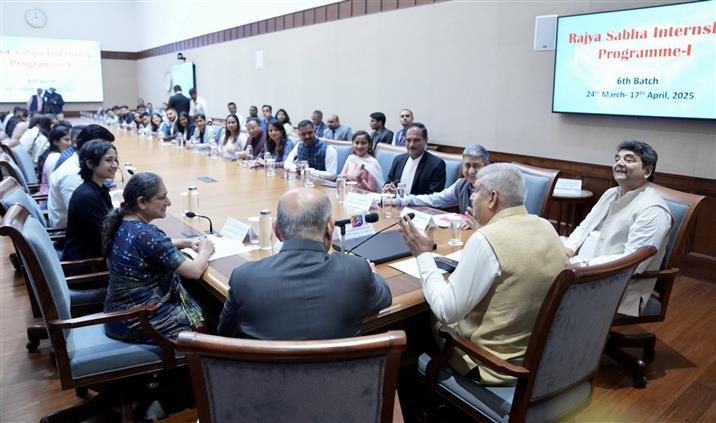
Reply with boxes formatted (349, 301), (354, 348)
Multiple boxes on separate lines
(563, 140), (672, 317)
(399, 163), (566, 386)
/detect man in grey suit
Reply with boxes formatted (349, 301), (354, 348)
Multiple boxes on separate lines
(217, 188), (392, 340)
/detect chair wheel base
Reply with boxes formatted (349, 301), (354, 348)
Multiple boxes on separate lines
(633, 375), (647, 389)
(9, 252), (21, 273)
(26, 339), (40, 353)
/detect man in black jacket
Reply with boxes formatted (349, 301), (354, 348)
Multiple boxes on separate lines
(167, 85), (190, 115)
(384, 122), (446, 195)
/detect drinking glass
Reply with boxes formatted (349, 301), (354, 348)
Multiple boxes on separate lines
(335, 176), (347, 203)
(248, 217), (260, 247)
(265, 158), (276, 176)
(448, 215), (464, 247)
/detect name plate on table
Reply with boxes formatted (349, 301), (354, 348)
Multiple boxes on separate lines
(553, 178), (582, 196)
(400, 207), (434, 231)
(220, 218), (250, 242)
(344, 192), (374, 213)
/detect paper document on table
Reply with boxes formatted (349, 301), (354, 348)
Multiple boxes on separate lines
(182, 234), (251, 262)
(553, 178), (582, 196)
(389, 253), (447, 279)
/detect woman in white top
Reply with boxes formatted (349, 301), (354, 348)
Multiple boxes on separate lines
(37, 125), (72, 197)
(340, 130), (385, 193)
(219, 114), (244, 158)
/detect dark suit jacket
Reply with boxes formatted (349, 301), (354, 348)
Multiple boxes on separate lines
(168, 93), (191, 115)
(386, 151), (446, 195)
(217, 239), (392, 340)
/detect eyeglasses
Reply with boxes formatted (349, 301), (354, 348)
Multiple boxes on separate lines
(400, 115), (411, 118)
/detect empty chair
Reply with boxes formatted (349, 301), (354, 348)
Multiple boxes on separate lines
(511, 162), (561, 217)
(419, 246), (655, 422)
(177, 330), (407, 423)
(1, 152), (38, 193)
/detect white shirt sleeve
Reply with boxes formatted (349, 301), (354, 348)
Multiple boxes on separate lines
(283, 142), (300, 171)
(312, 145), (337, 180)
(586, 206), (672, 272)
(416, 232), (501, 323)
(406, 180), (460, 208)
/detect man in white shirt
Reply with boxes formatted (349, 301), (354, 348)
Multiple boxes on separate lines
(48, 125), (115, 227)
(563, 140), (672, 316)
(383, 123), (446, 195)
(284, 120), (337, 180)
(189, 88), (210, 118)
(398, 163), (565, 385)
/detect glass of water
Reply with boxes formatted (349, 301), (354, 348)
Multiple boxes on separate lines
(265, 158), (276, 176)
(396, 183), (407, 208)
(248, 217), (260, 247)
(336, 176), (347, 203)
(448, 215), (464, 247)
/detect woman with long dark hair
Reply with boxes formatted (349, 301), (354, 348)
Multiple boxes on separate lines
(265, 118), (295, 167)
(102, 172), (213, 342)
(36, 125), (71, 195)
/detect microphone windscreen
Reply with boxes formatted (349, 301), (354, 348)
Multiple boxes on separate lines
(365, 212), (380, 223)
(185, 211), (196, 218)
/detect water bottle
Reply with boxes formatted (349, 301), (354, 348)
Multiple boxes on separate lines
(176, 133), (184, 149)
(184, 186), (200, 215)
(259, 209), (273, 250)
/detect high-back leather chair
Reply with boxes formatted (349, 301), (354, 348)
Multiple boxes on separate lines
(511, 162), (561, 218)
(419, 247), (656, 422)
(323, 138), (353, 174)
(0, 204), (181, 422)
(9, 145), (39, 184)
(606, 183), (706, 387)
(374, 143), (405, 183)
(177, 330), (407, 423)
(1, 153), (37, 193)
(431, 150), (463, 188)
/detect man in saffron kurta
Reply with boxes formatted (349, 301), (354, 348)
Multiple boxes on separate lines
(399, 163), (566, 385)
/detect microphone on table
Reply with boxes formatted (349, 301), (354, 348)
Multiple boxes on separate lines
(184, 211), (219, 236)
(335, 212), (380, 228)
(345, 213), (414, 255)
(335, 212), (380, 254)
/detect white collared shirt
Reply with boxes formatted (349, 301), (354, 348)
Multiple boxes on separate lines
(189, 96), (210, 117)
(399, 153), (423, 194)
(416, 232), (501, 323)
(48, 153), (82, 227)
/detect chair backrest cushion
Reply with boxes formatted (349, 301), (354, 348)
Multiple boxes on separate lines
(201, 356), (386, 422)
(521, 172), (550, 216)
(10, 146), (39, 184)
(19, 215), (72, 321)
(333, 144), (352, 174)
(2, 158), (29, 189)
(1, 185), (47, 226)
(662, 199), (689, 268)
(375, 149), (402, 182)
(441, 157), (461, 188)
(530, 266), (634, 399)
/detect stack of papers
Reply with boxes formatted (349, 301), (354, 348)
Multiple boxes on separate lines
(182, 234), (251, 261)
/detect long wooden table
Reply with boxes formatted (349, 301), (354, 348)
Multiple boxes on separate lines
(110, 129), (469, 332)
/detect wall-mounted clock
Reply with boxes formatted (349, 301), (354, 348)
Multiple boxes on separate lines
(25, 8), (47, 29)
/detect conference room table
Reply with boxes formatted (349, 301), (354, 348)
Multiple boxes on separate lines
(109, 127), (470, 333)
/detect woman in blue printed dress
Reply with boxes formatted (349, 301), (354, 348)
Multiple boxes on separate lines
(102, 172), (214, 343)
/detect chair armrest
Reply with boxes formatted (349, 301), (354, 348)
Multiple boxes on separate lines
(438, 327), (530, 379)
(61, 256), (106, 276)
(632, 267), (679, 280)
(65, 271), (109, 287)
(46, 226), (66, 233)
(48, 304), (179, 369)
(31, 193), (48, 201)
(26, 182), (40, 193)
(49, 304), (158, 329)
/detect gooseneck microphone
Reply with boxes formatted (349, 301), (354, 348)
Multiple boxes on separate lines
(335, 212), (380, 228)
(185, 211), (218, 235)
(345, 213), (414, 255)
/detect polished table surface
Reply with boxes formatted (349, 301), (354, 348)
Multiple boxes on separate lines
(110, 129), (470, 332)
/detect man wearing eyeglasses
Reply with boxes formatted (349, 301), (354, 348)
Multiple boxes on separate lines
(392, 108), (414, 146)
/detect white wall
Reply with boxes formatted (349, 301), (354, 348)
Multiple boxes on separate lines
(135, 0), (338, 51)
(0, 0), (139, 51)
(135, 1), (716, 179)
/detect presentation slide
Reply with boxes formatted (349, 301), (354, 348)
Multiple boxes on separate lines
(172, 62), (195, 93)
(552, 1), (715, 120)
(0, 36), (103, 103)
